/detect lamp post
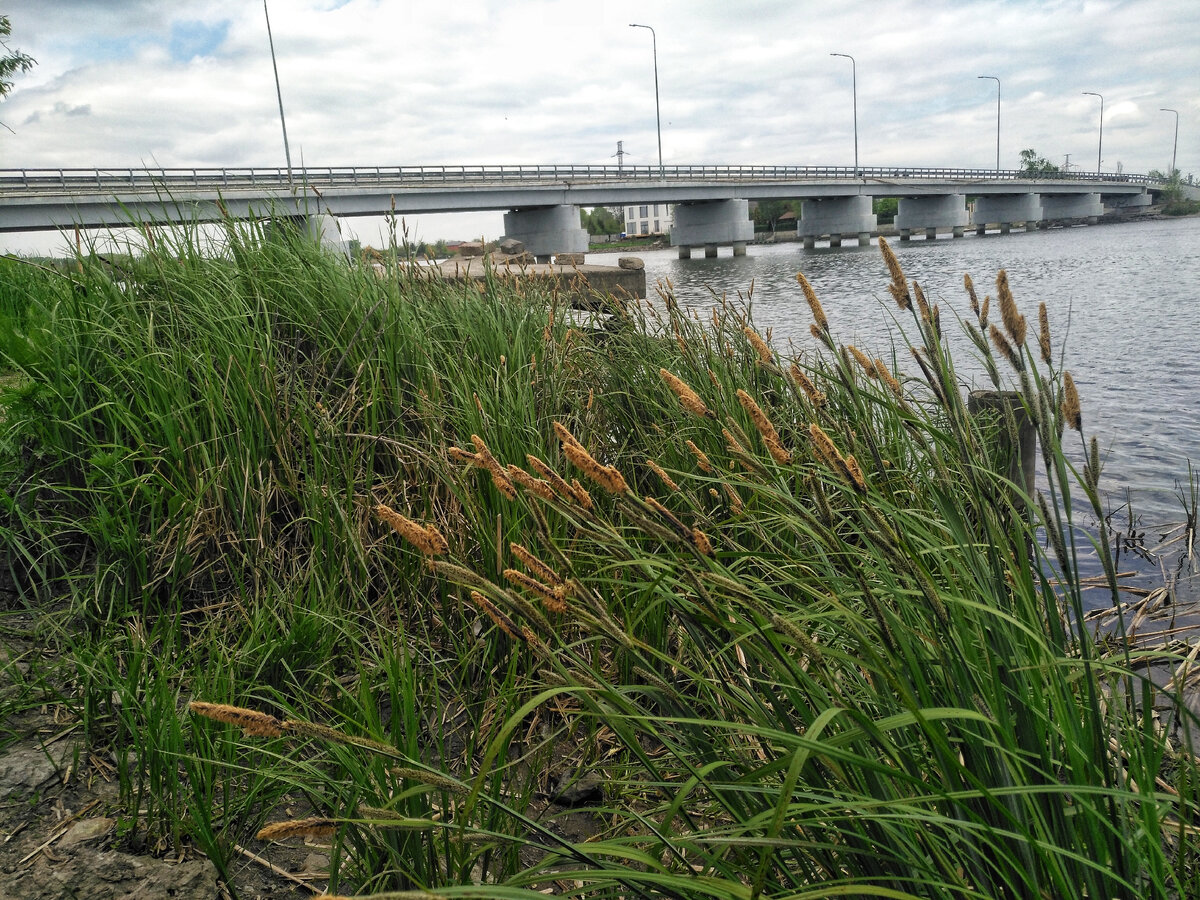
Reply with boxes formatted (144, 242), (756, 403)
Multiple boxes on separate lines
(1082, 91), (1103, 175)
(629, 24), (662, 177)
(264, 0), (293, 188)
(830, 53), (858, 174)
(1160, 107), (1179, 177)
(978, 75), (1000, 171)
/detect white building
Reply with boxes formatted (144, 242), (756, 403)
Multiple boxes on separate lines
(623, 203), (672, 236)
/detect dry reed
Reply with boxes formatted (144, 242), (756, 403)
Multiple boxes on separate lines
(375, 504), (449, 556)
(659, 369), (713, 418)
(188, 701), (283, 738)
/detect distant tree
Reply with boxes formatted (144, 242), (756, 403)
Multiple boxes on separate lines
(752, 200), (797, 235)
(1, 16), (35, 99)
(1, 15), (34, 134)
(1018, 149), (1061, 177)
(580, 206), (623, 235)
(873, 198), (898, 223)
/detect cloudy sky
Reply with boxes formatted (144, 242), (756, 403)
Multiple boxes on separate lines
(1, 0), (1196, 253)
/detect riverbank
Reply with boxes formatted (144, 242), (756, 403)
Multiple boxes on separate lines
(2, 234), (1198, 898)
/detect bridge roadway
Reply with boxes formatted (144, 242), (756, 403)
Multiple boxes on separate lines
(0, 164), (1162, 259)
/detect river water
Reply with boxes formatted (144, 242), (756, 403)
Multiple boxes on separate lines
(590, 217), (1200, 572)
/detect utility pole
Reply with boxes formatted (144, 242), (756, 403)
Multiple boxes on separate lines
(264, 0), (293, 189)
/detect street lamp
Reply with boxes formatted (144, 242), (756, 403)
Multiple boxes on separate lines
(830, 53), (858, 174)
(1160, 107), (1179, 178)
(264, 0), (293, 188)
(978, 75), (1000, 171)
(1082, 91), (1103, 175)
(629, 24), (662, 177)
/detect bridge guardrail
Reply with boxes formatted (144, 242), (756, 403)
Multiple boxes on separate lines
(0, 164), (1167, 195)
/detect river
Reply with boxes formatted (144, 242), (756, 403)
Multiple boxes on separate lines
(590, 216), (1200, 583)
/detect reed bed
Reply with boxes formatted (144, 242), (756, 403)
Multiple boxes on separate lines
(1, 224), (1198, 898)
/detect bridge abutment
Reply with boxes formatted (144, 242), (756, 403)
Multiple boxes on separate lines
(502, 205), (589, 263)
(973, 194), (1043, 234)
(670, 200), (754, 258)
(798, 196), (876, 247)
(894, 195), (967, 240)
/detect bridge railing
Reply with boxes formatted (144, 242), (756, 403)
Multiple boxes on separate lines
(0, 164), (1167, 194)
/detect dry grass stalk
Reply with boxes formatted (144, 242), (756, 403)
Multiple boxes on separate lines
(645, 496), (693, 542)
(808, 423), (864, 490)
(848, 346), (877, 378)
(809, 323), (825, 342)
(1062, 372), (1082, 431)
(504, 569), (567, 614)
(996, 270), (1027, 345)
(722, 427), (749, 456)
(509, 542), (563, 587)
(554, 421), (629, 495)
(569, 479), (595, 510)
(375, 504), (449, 556)
(878, 237), (912, 309)
(795, 272), (829, 333)
(646, 458), (680, 492)
(448, 446), (480, 466)
(1038, 302), (1052, 365)
(256, 817), (338, 842)
(506, 464), (556, 502)
(279, 718), (398, 755)
(189, 701), (282, 738)
(979, 295), (991, 329)
(470, 434), (516, 499)
(843, 454), (869, 493)
(469, 590), (524, 639)
(659, 369), (713, 418)
(691, 528), (714, 556)
(686, 440), (714, 473)
(789, 364), (827, 408)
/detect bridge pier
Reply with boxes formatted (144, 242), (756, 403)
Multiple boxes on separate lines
(973, 194), (1042, 234)
(670, 200), (754, 259)
(1040, 192), (1103, 223)
(798, 196), (876, 248)
(894, 195), (967, 241)
(501, 205), (589, 263)
(268, 213), (349, 255)
(1103, 192), (1153, 215)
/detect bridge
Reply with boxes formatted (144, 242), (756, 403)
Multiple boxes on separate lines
(0, 164), (1165, 260)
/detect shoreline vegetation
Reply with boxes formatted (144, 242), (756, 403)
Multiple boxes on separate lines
(2, 219), (1199, 898)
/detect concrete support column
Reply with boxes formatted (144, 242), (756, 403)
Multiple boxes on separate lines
(973, 194), (1042, 233)
(1103, 192), (1152, 214)
(268, 213), (349, 255)
(894, 194), (968, 239)
(798, 196), (876, 246)
(502, 205), (589, 263)
(678, 246), (691, 259)
(733, 242), (747, 256)
(1040, 193), (1102, 221)
(670, 199), (755, 258)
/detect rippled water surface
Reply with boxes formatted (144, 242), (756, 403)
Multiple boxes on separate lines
(591, 217), (1200, 529)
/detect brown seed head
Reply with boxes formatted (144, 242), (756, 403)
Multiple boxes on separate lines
(724, 482), (745, 515)
(469, 590), (524, 640)
(848, 345), (877, 378)
(874, 357), (904, 400)
(764, 436), (793, 465)
(987, 324), (1022, 371)
(1038, 302), (1052, 365)
(645, 496), (692, 541)
(509, 542), (563, 587)
(646, 458), (680, 492)
(471, 435), (516, 499)
(965, 273), (980, 318)
(843, 454), (868, 493)
(996, 270), (1027, 345)
(744, 326), (775, 365)
(256, 818), (338, 842)
(686, 440), (714, 473)
(789, 363), (827, 408)
(913, 282), (932, 323)
(375, 504), (448, 556)
(979, 295), (990, 329)
(555, 424), (628, 495)
(506, 464), (556, 501)
(659, 369), (712, 418)
(504, 569), (567, 613)
(189, 701), (282, 738)
(879, 237), (912, 309)
(691, 528), (714, 556)
(808, 423), (845, 471)
(795, 272), (829, 333)
(1062, 372), (1082, 431)
(736, 389), (781, 445)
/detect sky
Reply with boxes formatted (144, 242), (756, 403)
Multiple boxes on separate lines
(1, 0), (1196, 254)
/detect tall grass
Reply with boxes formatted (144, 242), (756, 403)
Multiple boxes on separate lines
(1, 225), (1197, 898)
